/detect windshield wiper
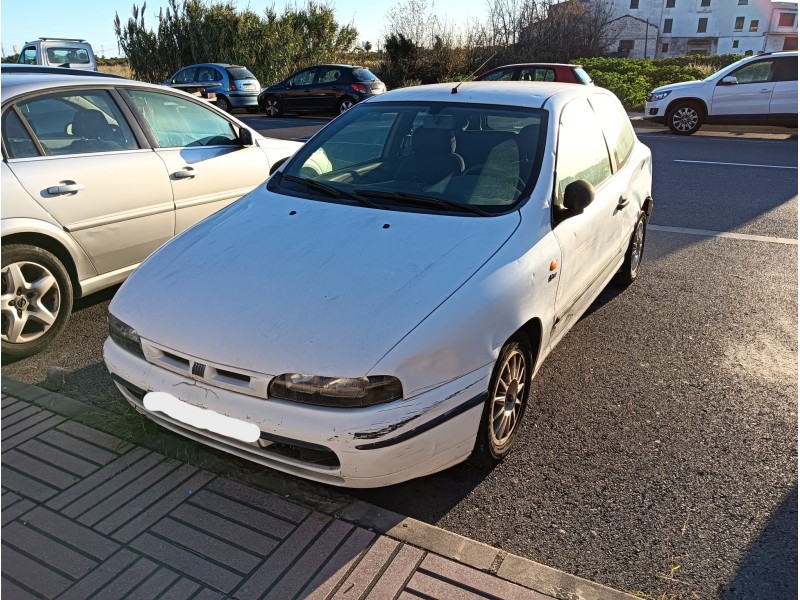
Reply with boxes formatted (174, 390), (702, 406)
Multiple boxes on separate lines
(353, 188), (488, 216)
(281, 174), (377, 207)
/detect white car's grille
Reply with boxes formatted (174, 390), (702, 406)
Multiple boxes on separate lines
(141, 339), (271, 399)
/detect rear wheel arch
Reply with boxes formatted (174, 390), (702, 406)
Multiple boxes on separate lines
(2, 233), (80, 298)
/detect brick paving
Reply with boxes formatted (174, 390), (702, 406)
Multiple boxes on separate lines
(1, 392), (555, 600)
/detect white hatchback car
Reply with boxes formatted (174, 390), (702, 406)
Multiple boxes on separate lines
(104, 82), (653, 488)
(644, 51), (798, 135)
(1, 69), (301, 358)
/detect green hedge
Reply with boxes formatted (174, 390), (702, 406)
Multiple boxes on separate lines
(574, 54), (742, 110)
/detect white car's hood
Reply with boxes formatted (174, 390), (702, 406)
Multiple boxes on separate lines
(652, 79), (706, 94)
(112, 190), (520, 376)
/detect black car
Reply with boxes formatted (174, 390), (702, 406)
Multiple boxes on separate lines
(258, 64), (385, 117)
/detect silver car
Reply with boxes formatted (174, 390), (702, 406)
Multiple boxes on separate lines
(1, 69), (302, 358)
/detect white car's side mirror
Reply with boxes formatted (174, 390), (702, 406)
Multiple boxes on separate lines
(720, 75), (738, 86)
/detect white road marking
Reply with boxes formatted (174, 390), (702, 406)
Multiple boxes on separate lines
(649, 224), (798, 245)
(674, 159), (797, 169)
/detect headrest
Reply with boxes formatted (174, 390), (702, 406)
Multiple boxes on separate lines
(73, 110), (109, 139)
(411, 127), (456, 154)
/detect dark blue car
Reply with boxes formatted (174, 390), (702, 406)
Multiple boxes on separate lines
(258, 64), (386, 117)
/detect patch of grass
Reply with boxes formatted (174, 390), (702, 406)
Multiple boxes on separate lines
(98, 63), (132, 79)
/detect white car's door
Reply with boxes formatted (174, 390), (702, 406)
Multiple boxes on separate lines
(125, 89), (271, 233)
(4, 88), (175, 275)
(770, 56), (798, 119)
(550, 98), (618, 338)
(711, 58), (777, 117)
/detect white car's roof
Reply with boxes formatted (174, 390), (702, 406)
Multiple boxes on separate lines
(368, 81), (604, 111)
(0, 72), (166, 103)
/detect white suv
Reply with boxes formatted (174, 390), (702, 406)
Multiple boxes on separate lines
(644, 51), (798, 135)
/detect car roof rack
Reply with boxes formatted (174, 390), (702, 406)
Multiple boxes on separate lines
(36, 37), (88, 42)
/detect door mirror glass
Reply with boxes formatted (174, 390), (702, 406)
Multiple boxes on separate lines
(563, 180), (595, 215)
(720, 75), (738, 86)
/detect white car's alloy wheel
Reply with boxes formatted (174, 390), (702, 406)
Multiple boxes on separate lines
(490, 347), (527, 446)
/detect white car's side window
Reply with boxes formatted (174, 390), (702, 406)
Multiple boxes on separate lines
(556, 98), (613, 203)
(128, 90), (238, 148)
(14, 90), (140, 156)
(728, 59), (774, 84)
(590, 94), (635, 170)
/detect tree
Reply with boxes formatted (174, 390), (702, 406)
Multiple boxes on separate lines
(114, 0), (358, 84)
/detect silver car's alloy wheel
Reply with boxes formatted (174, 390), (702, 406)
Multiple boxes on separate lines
(339, 99), (354, 113)
(265, 98), (281, 117)
(630, 218), (645, 276)
(671, 107), (699, 133)
(1, 260), (61, 344)
(490, 347), (527, 446)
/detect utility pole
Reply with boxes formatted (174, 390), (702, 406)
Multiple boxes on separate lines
(645, 18), (649, 58)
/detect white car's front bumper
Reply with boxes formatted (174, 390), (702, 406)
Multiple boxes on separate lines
(103, 338), (492, 488)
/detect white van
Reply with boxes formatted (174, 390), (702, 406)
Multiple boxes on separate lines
(17, 38), (97, 71)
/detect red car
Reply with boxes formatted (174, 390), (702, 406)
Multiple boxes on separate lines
(476, 63), (593, 84)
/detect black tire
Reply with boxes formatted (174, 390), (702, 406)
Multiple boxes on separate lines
(616, 212), (647, 286)
(338, 97), (355, 114)
(216, 96), (231, 113)
(2, 244), (73, 360)
(263, 96), (282, 117)
(471, 334), (533, 468)
(667, 101), (703, 135)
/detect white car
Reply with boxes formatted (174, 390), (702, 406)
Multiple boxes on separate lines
(644, 51), (798, 135)
(104, 82), (653, 488)
(1, 68), (301, 358)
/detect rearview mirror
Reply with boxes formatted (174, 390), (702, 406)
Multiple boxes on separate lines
(563, 180), (595, 215)
(720, 75), (738, 86)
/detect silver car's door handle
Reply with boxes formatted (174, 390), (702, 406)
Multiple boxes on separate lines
(47, 182), (85, 195)
(174, 167), (197, 179)
(760, 88), (771, 93)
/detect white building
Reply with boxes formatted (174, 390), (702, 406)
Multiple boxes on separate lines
(604, 0), (798, 57)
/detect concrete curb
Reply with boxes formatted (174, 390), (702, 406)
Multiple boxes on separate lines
(1, 377), (637, 600)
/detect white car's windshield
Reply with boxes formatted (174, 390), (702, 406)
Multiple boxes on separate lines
(274, 101), (548, 215)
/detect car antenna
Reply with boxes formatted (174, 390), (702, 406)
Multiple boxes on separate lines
(452, 51), (498, 94)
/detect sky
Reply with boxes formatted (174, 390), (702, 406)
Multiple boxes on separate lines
(0, 0), (488, 58)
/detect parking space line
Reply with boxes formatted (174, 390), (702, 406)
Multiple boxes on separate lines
(674, 159), (797, 169)
(649, 224), (798, 245)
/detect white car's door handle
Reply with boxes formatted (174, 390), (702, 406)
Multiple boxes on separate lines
(174, 167), (197, 179)
(616, 196), (629, 209)
(47, 182), (85, 195)
(760, 88), (771, 93)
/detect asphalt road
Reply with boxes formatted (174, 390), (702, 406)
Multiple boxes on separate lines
(4, 123), (797, 600)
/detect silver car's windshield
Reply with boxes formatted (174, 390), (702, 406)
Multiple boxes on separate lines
(274, 101), (548, 215)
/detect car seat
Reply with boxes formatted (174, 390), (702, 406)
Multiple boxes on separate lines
(393, 128), (464, 187)
(69, 109), (122, 153)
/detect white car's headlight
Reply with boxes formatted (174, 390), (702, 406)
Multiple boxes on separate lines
(647, 90), (671, 102)
(108, 313), (144, 358)
(269, 374), (403, 407)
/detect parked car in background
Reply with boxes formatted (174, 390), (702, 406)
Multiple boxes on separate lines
(644, 51), (798, 135)
(16, 38), (97, 71)
(1, 69), (302, 358)
(163, 63), (261, 113)
(105, 81), (653, 488)
(476, 63), (593, 84)
(258, 65), (386, 117)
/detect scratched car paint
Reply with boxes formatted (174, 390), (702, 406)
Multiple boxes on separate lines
(104, 81), (653, 487)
